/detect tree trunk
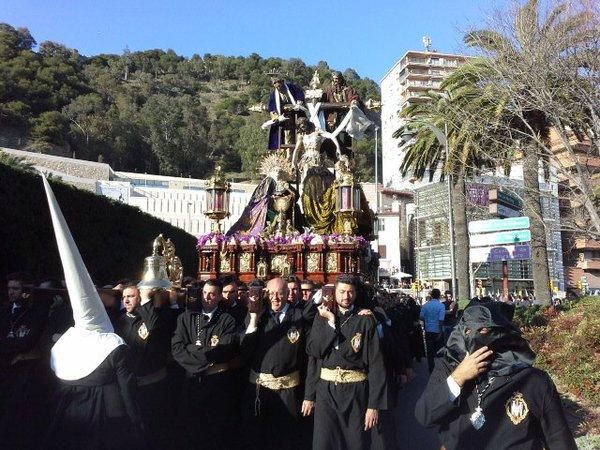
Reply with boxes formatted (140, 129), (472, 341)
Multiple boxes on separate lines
(452, 170), (471, 300)
(522, 146), (551, 304)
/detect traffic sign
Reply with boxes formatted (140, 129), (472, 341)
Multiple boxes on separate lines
(470, 229), (531, 247)
(489, 203), (523, 218)
(468, 217), (530, 234)
(489, 189), (523, 210)
(470, 244), (532, 263)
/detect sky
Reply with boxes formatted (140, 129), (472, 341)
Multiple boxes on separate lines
(2, 0), (510, 83)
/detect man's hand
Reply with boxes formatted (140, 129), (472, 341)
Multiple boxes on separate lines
(301, 400), (315, 417)
(364, 408), (379, 430)
(317, 304), (335, 323)
(405, 367), (416, 383)
(357, 309), (374, 317)
(450, 346), (493, 387)
(247, 296), (264, 323)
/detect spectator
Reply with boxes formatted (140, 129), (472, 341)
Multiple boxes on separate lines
(419, 288), (446, 373)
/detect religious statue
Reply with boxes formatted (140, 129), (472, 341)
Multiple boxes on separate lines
(225, 152), (304, 237)
(261, 71), (307, 151)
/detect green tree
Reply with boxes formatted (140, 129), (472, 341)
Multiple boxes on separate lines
(235, 115), (268, 177)
(394, 60), (512, 300)
(463, 0), (598, 303)
(31, 111), (68, 144)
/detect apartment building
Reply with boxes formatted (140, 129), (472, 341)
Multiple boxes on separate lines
(380, 50), (469, 190)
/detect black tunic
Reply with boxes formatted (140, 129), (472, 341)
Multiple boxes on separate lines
(0, 299), (50, 450)
(171, 308), (239, 450)
(415, 357), (577, 450)
(307, 309), (387, 450)
(114, 302), (173, 449)
(114, 302), (172, 377)
(239, 301), (317, 450)
(45, 345), (142, 450)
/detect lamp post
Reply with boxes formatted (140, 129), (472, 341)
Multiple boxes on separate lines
(374, 126), (380, 283)
(204, 166), (231, 233)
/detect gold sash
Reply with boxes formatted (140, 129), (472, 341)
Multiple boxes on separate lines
(249, 370), (300, 390)
(320, 367), (367, 384)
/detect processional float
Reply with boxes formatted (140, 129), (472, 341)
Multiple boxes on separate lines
(197, 70), (381, 283)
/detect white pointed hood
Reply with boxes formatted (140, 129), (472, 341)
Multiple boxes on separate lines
(41, 175), (124, 380)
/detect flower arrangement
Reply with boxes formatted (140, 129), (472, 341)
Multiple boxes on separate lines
(197, 231), (370, 250)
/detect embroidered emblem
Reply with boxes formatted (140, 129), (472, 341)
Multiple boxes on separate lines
(505, 391), (529, 425)
(16, 325), (30, 338)
(137, 323), (149, 340)
(287, 327), (300, 344)
(210, 335), (220, 347)
(350, 332), (362, 353)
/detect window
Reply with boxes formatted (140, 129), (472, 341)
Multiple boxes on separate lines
(379, 218), (386, 231)
(378, 245), (387, 258)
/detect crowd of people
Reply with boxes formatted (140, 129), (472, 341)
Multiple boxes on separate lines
(1, 270), (578, 450)
(1, 271), (427, 450)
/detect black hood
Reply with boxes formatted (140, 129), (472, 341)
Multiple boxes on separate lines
(443, 302), (535, 377)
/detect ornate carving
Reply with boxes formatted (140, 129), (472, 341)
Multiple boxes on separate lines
(326, 252), (338, 272)
(239, 253), (252, 272)
(220, 253), (231, 272)
(271, 254), (287, 274)
(307, 253), (320, 272)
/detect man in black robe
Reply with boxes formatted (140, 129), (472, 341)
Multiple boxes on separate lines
(114, 285), (174, 450)
(220, 277), (248, 331)
(240, 277), (319, 450)
(415, 302), (576, 450)
(171, 279), (239, 450)
(0, 272), (50, 449)
(307, 274), (387, 450)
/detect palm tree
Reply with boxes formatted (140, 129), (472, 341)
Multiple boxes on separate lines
(393, 60), (512, 301)
(462, 0), (597, 303)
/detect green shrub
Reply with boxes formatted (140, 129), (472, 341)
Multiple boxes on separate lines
(0, 163), (198, 284)
(522, 297), (600, 405)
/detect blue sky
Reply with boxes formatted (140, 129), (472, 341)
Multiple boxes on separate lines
(2, 0), (509, 83)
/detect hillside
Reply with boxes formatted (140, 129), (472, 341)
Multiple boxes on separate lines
(0, 23), (381, 182)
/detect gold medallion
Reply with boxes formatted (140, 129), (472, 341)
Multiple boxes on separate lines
(287, 327), (300, 344)
(505, 391), (529, 425)
(350, 332), (362, 353)
(137, 323), (149, 340)
(210, 334), (220, 347)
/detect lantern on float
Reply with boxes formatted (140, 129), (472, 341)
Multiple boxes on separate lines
(204, 166), (230, 233)
(335, 174), (361, 235)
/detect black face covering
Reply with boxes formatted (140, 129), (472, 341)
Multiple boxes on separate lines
(444, 303), (535, 377)
(464, 328), (505, 354)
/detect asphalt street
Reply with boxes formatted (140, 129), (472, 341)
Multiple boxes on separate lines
(391, 359), (440, 450)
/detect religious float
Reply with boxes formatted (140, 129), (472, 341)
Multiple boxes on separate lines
(197, 70), (380, 283)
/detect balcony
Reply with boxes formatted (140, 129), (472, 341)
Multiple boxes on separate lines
(574, 238), (600, 250)
(576, 259), (600, 270)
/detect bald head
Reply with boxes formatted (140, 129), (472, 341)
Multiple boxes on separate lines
(266, 277), (288, 312)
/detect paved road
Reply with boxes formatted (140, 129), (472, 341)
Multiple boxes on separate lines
(391, 359), (440, 450)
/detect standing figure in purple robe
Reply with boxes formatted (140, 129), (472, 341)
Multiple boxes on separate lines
(265, 74), (306, 151)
